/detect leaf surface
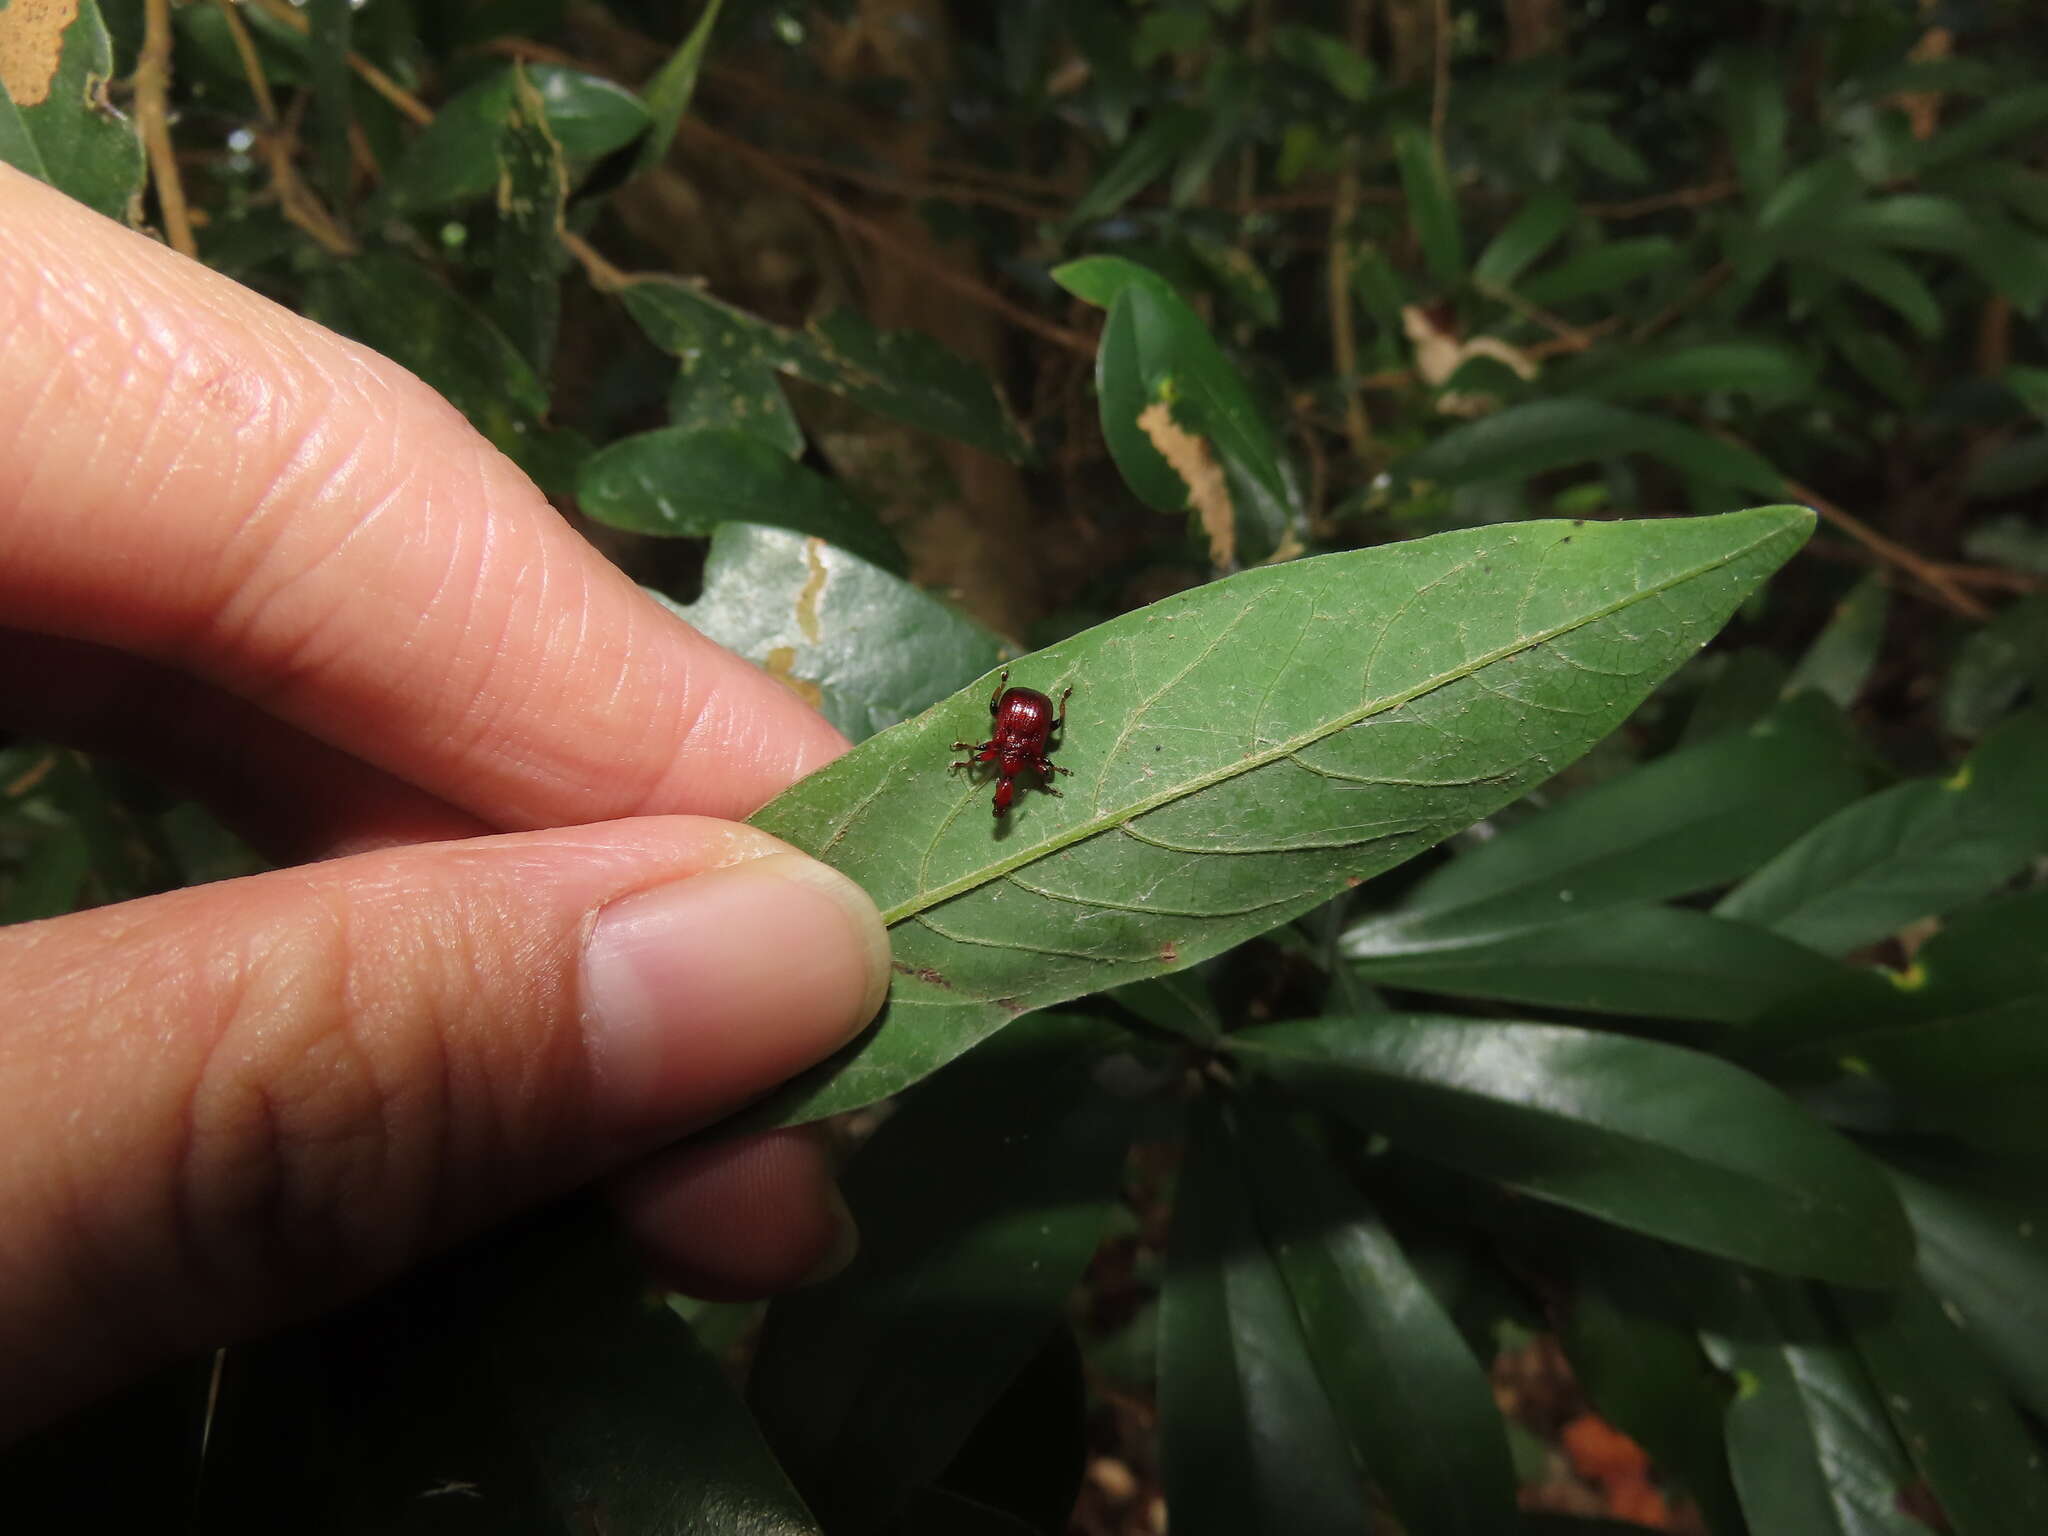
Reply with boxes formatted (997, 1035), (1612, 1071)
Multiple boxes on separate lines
(749, 508), (1813, 1123)
(1233, 1014), (1911, 1284)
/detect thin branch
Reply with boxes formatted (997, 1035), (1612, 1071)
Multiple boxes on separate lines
(243, 0), (433, 125)
(135, 0), (196, 256)
(1713, 434), (1992, 620)
(767, 148), (1063, 222)
(1589, 180), (1739, 219)
(1632, 259), (1732, 343)
(680, 119), (1099, 357)
(211, 0), (353, 255)
(1329, 159), (1372, 457)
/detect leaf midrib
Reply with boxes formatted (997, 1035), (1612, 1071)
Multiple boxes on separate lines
(882, 523), (1790, 926)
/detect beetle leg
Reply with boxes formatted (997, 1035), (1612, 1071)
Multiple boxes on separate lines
(1055, 685), (1072, 731)
(989, 666), (1010, 717)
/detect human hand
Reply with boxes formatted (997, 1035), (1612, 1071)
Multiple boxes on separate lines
(0, 164), (890, 1439)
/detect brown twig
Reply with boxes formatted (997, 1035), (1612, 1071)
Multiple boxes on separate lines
(243, 0), (434, 125)
(1716, 435), (1992, 620)
(680, 119), (1099, 358)
(134, 0), (196, 256)
(211, 0), (353, 256)
(1632, 260), (1732, 343)
(1589, 181), (1739, 219)
(1329, 158), (1372, 458)
(766, 148), (1063, 222)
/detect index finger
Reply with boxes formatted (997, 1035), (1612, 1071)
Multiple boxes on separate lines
(0, 165), (846, 826)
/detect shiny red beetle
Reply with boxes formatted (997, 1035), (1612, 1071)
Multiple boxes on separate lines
(952, 667), (1072, 817)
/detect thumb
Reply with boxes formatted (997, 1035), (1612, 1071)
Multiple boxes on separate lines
(0, 817), (888, 1436)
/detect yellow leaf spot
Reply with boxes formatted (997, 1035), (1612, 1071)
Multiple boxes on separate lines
(1888, 961), (1928, 992)
(795, 538), (829, 643)
(762, 645), (823, 709)
(1137, 401), (1236, 570)
(0, 0), (77, 109)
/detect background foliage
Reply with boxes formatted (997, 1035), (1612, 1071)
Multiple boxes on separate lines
(4, 0), (2048, 1532)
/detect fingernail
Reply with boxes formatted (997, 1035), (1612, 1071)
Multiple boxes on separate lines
(801, 1182), (861, 1287)
(581, 853), (890, 1134)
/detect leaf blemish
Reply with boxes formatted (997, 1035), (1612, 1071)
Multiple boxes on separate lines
(1137, 401), (1236, 569)
(795, 538), (829, 643)
(0, 0), (75, 108)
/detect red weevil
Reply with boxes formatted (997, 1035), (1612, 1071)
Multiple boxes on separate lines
(952, 668), (1072, 816)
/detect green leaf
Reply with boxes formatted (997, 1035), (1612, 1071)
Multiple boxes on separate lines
(1398, 399), (1786, 497)
(1719, 50), (1787, 202)
(1800, 243), (1943, 338)
(1066, 105), (1203, 228)
(1681, 646), (1792, 745)
(1942, 592), (2048, 737)
(303, 249), (547, 462)
(1237, 1105), (1519, 1536)
(1840, 1278), (2048, 1536)
(1160, 1102), (1375, 1536)
(305, 0), (352, 212)
(664, 522), (1003, 742)
(619, 277), (1029, 462)
(1714, 711), (2048, 954)
(1697, 1270), (1927, 1536)
(1108, 969), (1225, 1044)
(1784, 572), (1888, 709)
(1913, 83), (2048, 170)
(1558, 1245), (1746, 1536)
(1094, 280), (1297, 564)
(1050, 252), (1180, 311)
(665, 350), (803, 455)
(1518, 237), (1679, 308)
(490, 64), (568, 377)
(1836, 195), (2048, 312)
(751, 1014), (1133, 1529)
(1580, 342), (1815, 406)
(1565, 119), (1650, 185)
(1894, 1165), (2048, 1423)
(382, 64), (650, 211)
(1343, 694), (1865, 951)
(634, 0), (723, 173)
(1347, 903), (1864, 1024)
(1270, 25), (1376, 102)
(578, 427), (904, 572)
(1235, 1014), (1912, 1285)
(0, 0), (141, 219)
(746, 508), (1813, 1125)
(1396, 125), (1465, 286)
(1474, 189), (1575, 289)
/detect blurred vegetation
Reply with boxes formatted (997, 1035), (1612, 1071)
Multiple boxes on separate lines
(5, 1), (2048, 1533)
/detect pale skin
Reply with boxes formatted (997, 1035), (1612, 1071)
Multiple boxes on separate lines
(0, 164), (893, 1441)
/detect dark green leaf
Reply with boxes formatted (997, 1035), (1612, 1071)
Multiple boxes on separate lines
(1346, 693), (1864, 952)
(1518, 238), (1678, 308)
(666, 348), (803, 456)
(1558, 1245), (1745, 1536)
(1681, 647), (1792, 746)
(1720, 50), (1787, 201)
(1581, 342), (1815, 406)
(1398, 399), (1785, 497)
(303, 250), (547, 462)
(1800, 243), (1943, 338)
(1234, 1014), (1912, 1284)
(1894, 1165), (2048, 1423)
(490, 65), (567, 377)
(383, 65), (650, 211)
(619, 277), (1029, 461)
(1836, 195), (2048, 312)
(1065, 106), (1203, 228)
(1238, 1105), (1519, 1536)
(664, 522), (1002, 742)
(1108, 970), (1224, 1044)
(1913, 84), (2048, 170)
(1396, 125), (1465, 286)
(306, 0), (351, 212)
(578, 427), (904, 572)
(1565, 119), (1650, 185)
(1784, 573), (1888, 709)
(633, 0), (723, 173)
(1474, 189), (1575, 289)
(1696, 1269), (1926, 1536)
(1049, 253), (1180, 311)
(1840, 1278), (2048, 1536)
(1714, 711), (2048, 954)
(1270, 25), (1376, 102)
(1347, 903), (1863, 1024)
(751, 1014), (1132, 1530)
(1943, 592), (2048, 737)
(0, 0), (141, 219)
(1160, 1103), (1374, 1536)
(1093, 281), (1297, 564)
(747, 509), (1812, 1124)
